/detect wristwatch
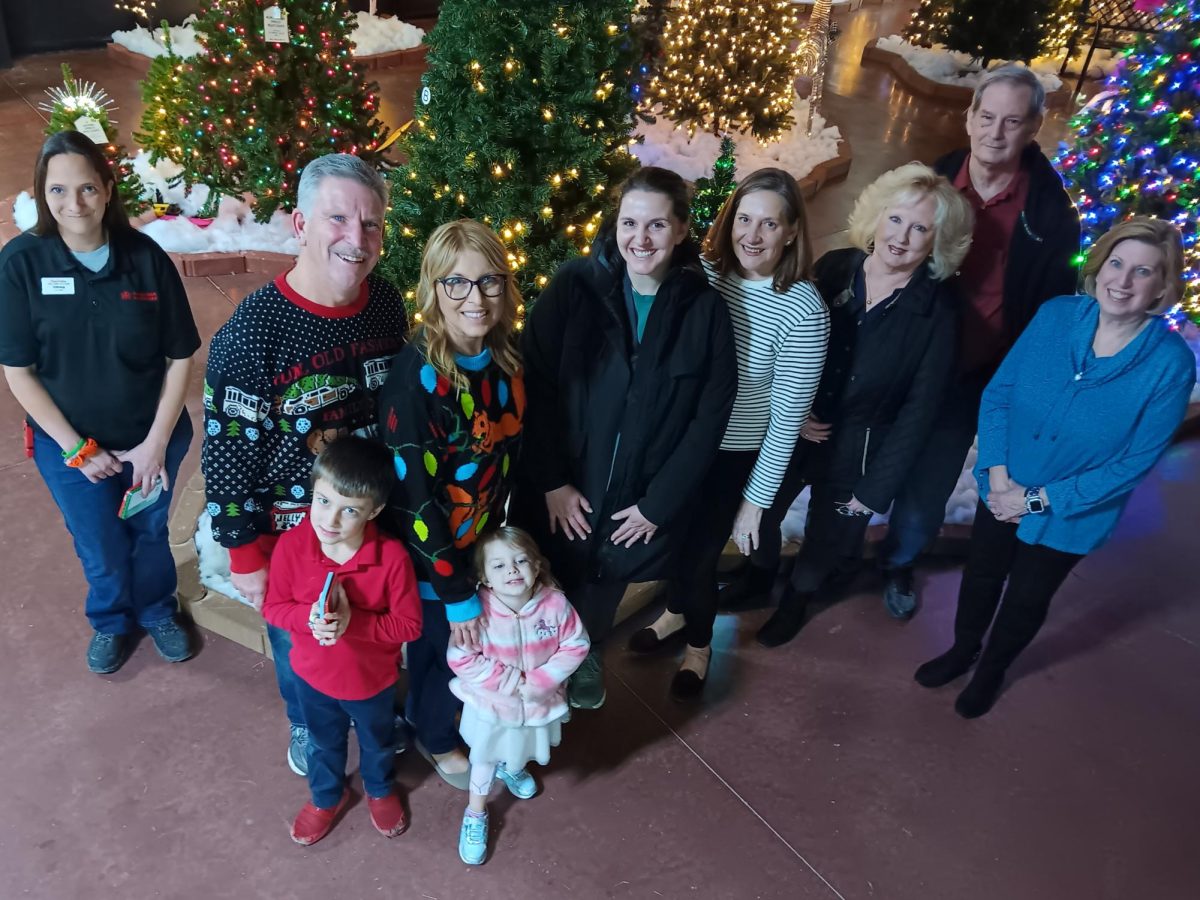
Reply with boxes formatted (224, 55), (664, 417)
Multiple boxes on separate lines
(1024, 487), (1047, 515)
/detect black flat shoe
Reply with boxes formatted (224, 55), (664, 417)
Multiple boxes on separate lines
(954, 668), (1005, 719)
(628, 624), (686, 655)
(669, 666), (706, 700)
(717, 564), (775, 611)
(755, 588), (812, 648)
(913, 645), (980, 688)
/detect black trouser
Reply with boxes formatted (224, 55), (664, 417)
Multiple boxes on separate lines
(953, 500), (1083, 673)
(787, 478), (874, 594)
(667, 450), (758, 647)
(404, 600), (462, 755)
(746, 441), (813, 574)
(571, 581), (629, 650)
(879, 378), (986, 572)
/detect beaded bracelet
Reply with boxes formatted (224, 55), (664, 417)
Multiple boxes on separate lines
(65, 438), (98, 468)
(61, 437), (86, 460)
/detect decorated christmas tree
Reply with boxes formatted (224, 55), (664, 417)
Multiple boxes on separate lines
(904, 0), (1080, 65)
(691, 135), (737, 241)
(646, 0), (803, 141)
(379, 0), (640, 315)
(175, 0), (389, 221)
(133, 22), (192, 170)
(40, 65), (149, 216)
(1055, 0), (1200, 325)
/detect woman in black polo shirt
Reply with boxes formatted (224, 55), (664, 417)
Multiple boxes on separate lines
(0, 131), (200, 674)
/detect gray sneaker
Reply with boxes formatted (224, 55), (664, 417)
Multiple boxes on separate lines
(287, 724), (309, 776)
(568, 649), (606, 710)
(87, 632), (130, 674)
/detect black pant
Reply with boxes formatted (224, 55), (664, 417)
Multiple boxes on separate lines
(787, 478), (874, 594)
(879, 378), (986, 572)
(404, 600), (462, 755)
(953, 500), (1083, 673)
(571, 581), (629, 649)
(667, 450), (758, 647)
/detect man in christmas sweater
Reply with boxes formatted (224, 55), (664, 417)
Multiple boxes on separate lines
(878, 65), (1081, 617)
(201, 155), (406, 775)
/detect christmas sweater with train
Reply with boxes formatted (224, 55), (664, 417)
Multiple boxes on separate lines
(380, 342), (524, 622)
(201, 273), (406, 572)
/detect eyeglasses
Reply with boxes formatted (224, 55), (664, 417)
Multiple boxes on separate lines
(436, 274), (507, 300)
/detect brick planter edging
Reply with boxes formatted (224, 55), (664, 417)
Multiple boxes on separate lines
(106, 38), (427, 79)
(860, 39), (1072, 110)
(799, 132), (853, 200)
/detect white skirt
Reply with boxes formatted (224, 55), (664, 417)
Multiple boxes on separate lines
(459, 703), (566, 773)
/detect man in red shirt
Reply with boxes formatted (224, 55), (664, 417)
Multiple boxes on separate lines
(262, 437), (422, 846)
(879, 66), (1081, 617)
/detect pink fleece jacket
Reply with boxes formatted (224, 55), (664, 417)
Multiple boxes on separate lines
(448, 585), (590, 727)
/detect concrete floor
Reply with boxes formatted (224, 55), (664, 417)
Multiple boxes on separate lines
(1, 3), (1198, 899)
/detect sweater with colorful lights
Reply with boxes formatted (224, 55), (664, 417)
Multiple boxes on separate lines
(379, 341), (525, 623)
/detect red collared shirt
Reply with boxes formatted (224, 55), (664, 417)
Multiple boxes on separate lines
(262, 519), (422, 701)
(954, 156), (1030, 376)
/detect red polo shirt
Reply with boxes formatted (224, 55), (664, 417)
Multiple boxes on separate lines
(954, 156), (1029, 376)
(262, 519), (422, 701)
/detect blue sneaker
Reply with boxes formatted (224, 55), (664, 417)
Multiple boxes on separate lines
(144, 615), (193, 663)
(495, 763), (537, 799)
(287, 724), (309, 776)
(458, 810), (488, 865)
(87, 632), (130, 674)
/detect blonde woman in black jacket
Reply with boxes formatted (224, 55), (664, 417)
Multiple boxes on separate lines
(758, 162), (974, 648)
(515, 167), (738, 708)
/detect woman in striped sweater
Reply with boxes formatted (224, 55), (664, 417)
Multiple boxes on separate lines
(629, 168), (830, 697)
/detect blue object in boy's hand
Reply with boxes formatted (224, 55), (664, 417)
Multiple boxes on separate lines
(316, 572), (335, 619)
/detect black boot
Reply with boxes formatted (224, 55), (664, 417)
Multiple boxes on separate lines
(954, 665), (1005, 718)
(718, 563), (774, 611)
(914, 643), (980, 688)
(755, 586), (812, 648)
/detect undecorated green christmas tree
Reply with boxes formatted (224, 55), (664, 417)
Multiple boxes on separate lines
(379, 0), (640, 314)
(1055, 0), (1200, 324)
(134, 22), (192, 170)
(40, 65), (149, 216)
(176, 0), (388, 221)
(647, 0), (803, 141)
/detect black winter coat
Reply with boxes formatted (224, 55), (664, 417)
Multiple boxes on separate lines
(934, 142), (1081, 351)
(515, 236), (737, 586)
(807, 248), (957, 513)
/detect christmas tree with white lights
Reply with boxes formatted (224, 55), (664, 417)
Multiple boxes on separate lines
(1055, 0), (1200, 325)
(647, 0), (803, 142)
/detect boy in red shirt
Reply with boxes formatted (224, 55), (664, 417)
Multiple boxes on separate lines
(263, 437), (422, 846)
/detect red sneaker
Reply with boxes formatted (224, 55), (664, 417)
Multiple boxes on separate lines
(290, 789), (351, 846)
(367, 790), (409, 838)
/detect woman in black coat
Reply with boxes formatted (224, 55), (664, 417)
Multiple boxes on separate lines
(516, 167), (738, 708)
(757, 162), (975, 648)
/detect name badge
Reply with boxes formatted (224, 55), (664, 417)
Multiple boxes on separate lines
(41, 278), (75, 295)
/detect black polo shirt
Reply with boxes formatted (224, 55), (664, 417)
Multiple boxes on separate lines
(0, 228), (200, 450)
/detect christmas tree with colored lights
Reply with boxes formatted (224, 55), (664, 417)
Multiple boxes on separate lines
(646, 0), (803, 141)
(1055, 0), (1200, 325)
(378, 0), (639, 314)
(691, 135), (737, 241)
(40, 65), (149, 216)
(904, 0), (1080, 64)
(175, 0), (388, 222)
(134, 22), (191, 170)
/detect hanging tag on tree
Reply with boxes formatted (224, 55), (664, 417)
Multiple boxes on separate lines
(263, 6), (290, 43)
(421, 86), (432, 106)
(73, 115), (108, 144)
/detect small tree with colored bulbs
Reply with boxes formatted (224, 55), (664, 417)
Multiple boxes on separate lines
(379, 0), (640, 316)
(690, 135), (737, 241)
(175, 0), (389, 221)
(40, 65), (149, 216)
(646, 0), (803, 142)
(134, 22), (192, 170)
(1055, 0), (1200, 325)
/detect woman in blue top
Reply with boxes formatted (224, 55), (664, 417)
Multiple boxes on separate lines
(915, 218), (1195, 718)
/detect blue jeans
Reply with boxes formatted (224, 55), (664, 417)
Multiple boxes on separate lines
(266, 624), (305, 729)
(879, 378), (984, 572)
(33, 414), (192, 635)
(294, 677), (398, 808)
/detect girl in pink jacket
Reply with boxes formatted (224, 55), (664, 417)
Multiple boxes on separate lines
(448, 526), (590, 865)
